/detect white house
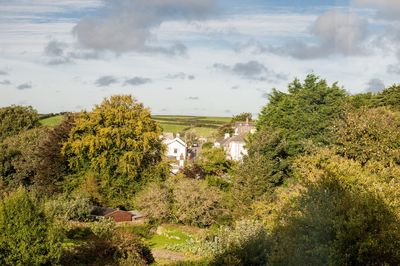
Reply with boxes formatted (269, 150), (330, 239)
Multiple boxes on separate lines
(162, 134), (187, 172)
(214, 120), (255, 161)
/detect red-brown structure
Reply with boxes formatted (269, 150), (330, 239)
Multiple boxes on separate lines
(104, 210), (133, 223)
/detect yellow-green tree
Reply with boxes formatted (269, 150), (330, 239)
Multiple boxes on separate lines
(263, 150), (400, 265)
(332, 107), (400, 166)
(62, 95), (166, 208)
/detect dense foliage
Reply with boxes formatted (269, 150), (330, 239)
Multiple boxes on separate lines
(266, 150), (400, 265)
(35, 114), (75, 194)
(0, 188), (63, 265)
(2, 76), (400, 265)
(62, 95), (165, 208)
(136, 177), (227, 227)
(0, 105), (40, 142)
(0, 127), (48, 190)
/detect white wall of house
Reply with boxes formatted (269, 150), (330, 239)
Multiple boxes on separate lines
(164, 138), (187, 161)
(227, 141), (247, 161)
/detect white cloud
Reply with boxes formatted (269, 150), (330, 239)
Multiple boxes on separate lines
(354, 0), (400, 20)
(73, 0), (216, 54)
(213, 60), (287, 82)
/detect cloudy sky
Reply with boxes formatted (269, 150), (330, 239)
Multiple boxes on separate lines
(0, 0), (399, 116)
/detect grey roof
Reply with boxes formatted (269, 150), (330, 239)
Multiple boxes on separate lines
(229, 134), (246, 142)
(91, 206), (116, 216)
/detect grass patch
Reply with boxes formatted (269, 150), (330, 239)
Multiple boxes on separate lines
(147, 225), (193, 249)
(40, 115), (63, 126)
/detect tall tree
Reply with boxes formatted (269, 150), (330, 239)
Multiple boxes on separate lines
(0, 105), (39, 141)
(62, 95), (165, 208)
(35, 114), (75, 194)
(241, 74), (347, 204)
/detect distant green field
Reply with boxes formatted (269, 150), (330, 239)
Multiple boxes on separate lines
(40, 115), (64, 126)
(152, 115), (231, 137)
(40, 114), (231, 137)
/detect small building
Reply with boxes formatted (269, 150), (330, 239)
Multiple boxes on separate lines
(91, 207), (143, 223)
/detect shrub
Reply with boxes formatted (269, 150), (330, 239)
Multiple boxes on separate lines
(173, 178), (226, 227)
(208, 220), (270, 266)
(45, 194), (92, 222)
(136, 178), (228, 227)
(60, 224), (154, 266)
(135, 182), (172, 222)
(0, 187), (63, 265)
(267, 150), (400, 265)
(114, 232), (154, 266)
(332, 107), (400, 166)
(89, 217), (116, 239)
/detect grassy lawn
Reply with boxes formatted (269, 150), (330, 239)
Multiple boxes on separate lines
(40, 115), (64, 126)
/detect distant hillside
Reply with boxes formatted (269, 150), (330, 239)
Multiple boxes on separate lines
(40, 114), (231, 137)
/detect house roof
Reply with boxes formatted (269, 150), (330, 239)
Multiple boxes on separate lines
(163, 137), (187, 147)
(229, 134), (246, 142)
(91, 206), (116, 216)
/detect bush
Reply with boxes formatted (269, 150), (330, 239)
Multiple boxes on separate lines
(267, 150), (400, 265)
(0, 105), (40, 142)
(45, 194), (92, 222)
(114, 232), (154, 266)
(208, 220), (270, 266)
(173, 178), (226, 227)
(61, 224), (154, 266)
(89, 217), (116, 239)
(136, 178), (228, 227)
(0, 187), (63, 265)
(135, 182), (172, 222)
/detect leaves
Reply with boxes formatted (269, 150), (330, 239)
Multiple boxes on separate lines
(62, 95), (165, 208)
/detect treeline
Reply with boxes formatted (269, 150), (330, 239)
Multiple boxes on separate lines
(0, 74), (400, 265)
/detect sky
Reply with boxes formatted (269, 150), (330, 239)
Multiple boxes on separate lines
(0, 0), (399, 116)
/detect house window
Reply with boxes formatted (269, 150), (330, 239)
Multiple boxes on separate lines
(174, 148), (178, 154)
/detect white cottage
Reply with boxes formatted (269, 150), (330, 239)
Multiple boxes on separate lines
(163, 134), (187, 171)
(214, 120), (255, 161)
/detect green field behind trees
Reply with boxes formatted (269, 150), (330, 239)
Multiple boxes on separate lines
(41, 114), (231, 137)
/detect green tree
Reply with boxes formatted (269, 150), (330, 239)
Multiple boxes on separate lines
(0, 105), (39, 141)
(62, 95), (165, 208)
(0, 127), (48, 190)
(196, 147), (232, 176)
(0, 187), (63, 265)
(231, 112), (252, 123)
(332, 107), (400, 166)
(373, 84), (400, 111)
(35, 114), (75, 194)
(267, 150), (400, 265)
(245, 74), (347, 196)
(172, 178), (226, 227)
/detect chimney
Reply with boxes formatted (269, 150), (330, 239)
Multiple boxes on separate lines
(176, 133), (180, 138)
(246, 117), (249, 125)
(224, 133), (230, 139)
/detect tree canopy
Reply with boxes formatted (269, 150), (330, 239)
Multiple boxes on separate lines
(62, 95), (165, 207)
(0, 187), (62, 265)
(0, 105), (39, 142)
(244, 74), (347, 193)
(0, 127), (48, 191)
